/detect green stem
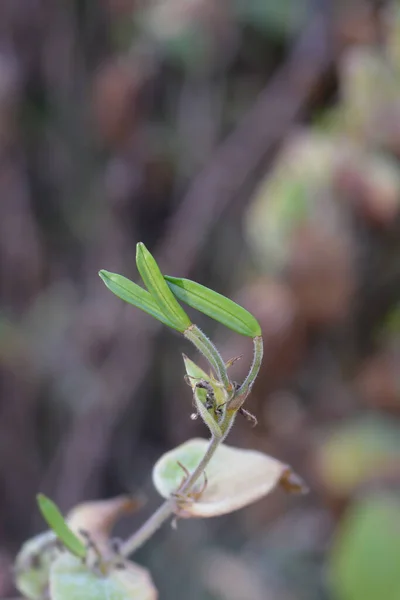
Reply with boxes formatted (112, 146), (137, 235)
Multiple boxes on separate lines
(184, 325), (231, 389)
(219, 408), (237, 440)
(120, 435), (221, 558)
(228, 335), (263, 410)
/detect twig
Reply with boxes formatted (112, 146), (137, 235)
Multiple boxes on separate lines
(44, 12), (333, 508)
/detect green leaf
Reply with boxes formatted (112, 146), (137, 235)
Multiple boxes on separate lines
(152, 438), (303, 518)
(99, 270), (177, 330)
(329, 494), (400, 600)
(37, 495), (87, 559)
(50, 552), (157, 600)
(165, 277), (261, 337)
(136, 243), (191, 332)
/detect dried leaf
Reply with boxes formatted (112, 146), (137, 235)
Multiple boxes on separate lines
(152, 438), (306, 518)
(50, 552), (157, 600)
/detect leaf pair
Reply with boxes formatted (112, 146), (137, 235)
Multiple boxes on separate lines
(99, 242), (261, 337)
(100, 243), (191, 333)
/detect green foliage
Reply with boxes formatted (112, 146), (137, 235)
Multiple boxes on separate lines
(37, 495), (87, 560)
(329, 494), (400, 600)
(15, 241), (280, 598)
(100, 242), (262, 339)
(99, 270), (178, 330)
(165, 276), (261, 337)
(136, 243), (192, 332)
(99, 242), (193, 333)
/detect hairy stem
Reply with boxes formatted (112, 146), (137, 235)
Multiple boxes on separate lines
(184, 325), (231, 389)
(121, 336), (262, 557)
(179, 433), (220, 494)
(228, 335), (263, 410)
(120, 434), (221, 557)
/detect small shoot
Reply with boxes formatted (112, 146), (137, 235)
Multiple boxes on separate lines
(99, 242), (192, 333)
(36, 495), (87, 560)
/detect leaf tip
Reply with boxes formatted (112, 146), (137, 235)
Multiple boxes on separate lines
(98, 269), (110, 282)
(279, 468), (309, 495)
(136, 241), (146, 258)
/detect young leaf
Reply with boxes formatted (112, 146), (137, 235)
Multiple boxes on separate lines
(136, 243), (191, 332)
(37, 495), (87, 559)
(99, 270), (177, 330)
(165, 276), (261, 337)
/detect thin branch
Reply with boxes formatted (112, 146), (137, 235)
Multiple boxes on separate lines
(120, 434), (221, 557)
(229, 336), (264, 410)
(184, 325), (231, 389)
(46, 12), (333, 506)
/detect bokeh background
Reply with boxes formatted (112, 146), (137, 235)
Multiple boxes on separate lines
(2, 0), (400, 598)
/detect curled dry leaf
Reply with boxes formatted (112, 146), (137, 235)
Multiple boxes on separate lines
(50, 552), (157, 600)
(67, 495), (143, 549)
(14, 531), (59, 600)
(152, 438), (307, 518)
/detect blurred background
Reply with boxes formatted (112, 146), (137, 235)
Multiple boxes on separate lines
(2, 0), (400, 598)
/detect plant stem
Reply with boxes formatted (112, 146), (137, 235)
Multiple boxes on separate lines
(179, 433), (220, 494)
(184, 325), (231, 389)
(120, 500), (174, 558)
(228, 335), (263, 410)
(120, 434), (221, 558)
